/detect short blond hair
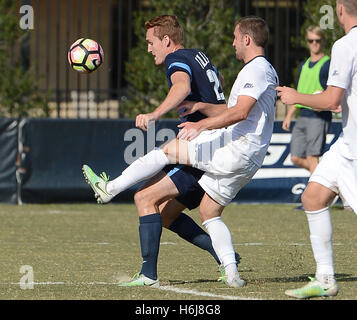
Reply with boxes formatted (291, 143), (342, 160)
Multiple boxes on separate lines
(306, 26), (325, 41)
(337, 0), (357, 16)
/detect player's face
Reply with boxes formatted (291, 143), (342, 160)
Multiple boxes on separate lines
(306, 31), (323, 55)
(146, 27), (168, 65)
(232, 25), (245, 61)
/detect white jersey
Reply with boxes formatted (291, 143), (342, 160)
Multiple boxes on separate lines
(227, 56), (279, 166)
(187, 56), (278, 206)
(327, 26), (357, 159)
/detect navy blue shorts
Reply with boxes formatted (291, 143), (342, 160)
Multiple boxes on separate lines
(163, 165), (205, 210)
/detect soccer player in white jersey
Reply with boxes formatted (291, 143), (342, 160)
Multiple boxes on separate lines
(277, 0), (357, 299)
(83, 16), (279, 287)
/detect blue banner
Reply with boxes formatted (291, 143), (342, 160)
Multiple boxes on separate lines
(0, 118), (343, 204)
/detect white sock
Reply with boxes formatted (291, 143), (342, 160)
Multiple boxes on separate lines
(107, 148), (170, 196)
(305, 207), (334, 280)
(203, 217), (239, 281)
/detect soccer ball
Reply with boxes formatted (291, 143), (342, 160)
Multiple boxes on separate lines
(68, 38), (104, 73)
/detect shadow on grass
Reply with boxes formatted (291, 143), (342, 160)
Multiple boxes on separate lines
(168, 279), (218, 285)
(258, 273), (356, 284)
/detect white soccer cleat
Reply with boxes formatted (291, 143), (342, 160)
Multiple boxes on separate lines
(226, 275), (246, 288)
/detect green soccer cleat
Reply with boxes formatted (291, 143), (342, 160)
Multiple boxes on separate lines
(218, 264), (225, 282)
(217, 252), (241, 282)
(82, 164), (114, 204)
(285, 276), (339, 299)
(217, 259), (246, 288)
(119, 272), (160, 288)
(218, 269), (246, 288)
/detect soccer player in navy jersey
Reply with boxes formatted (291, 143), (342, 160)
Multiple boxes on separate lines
(84, 16), (277, 288)
(84, 15), (239, 286)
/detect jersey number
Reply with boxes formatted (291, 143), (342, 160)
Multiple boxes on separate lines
(206, 69), (225, 101)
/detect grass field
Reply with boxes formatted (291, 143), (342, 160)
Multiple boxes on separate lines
(0, 203), (355, 301)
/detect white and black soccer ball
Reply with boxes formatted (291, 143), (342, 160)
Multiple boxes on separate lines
(68, 38), (104, 73)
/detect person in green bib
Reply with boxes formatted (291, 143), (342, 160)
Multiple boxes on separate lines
(282, 26), (332, 210)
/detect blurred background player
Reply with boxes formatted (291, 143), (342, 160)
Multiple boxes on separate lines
(277, 0), (357, 299)
(282, 26), (331, 210)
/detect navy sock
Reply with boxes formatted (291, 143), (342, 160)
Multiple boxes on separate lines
(139, 213), (162, 280)
(169, 213), (221, 265)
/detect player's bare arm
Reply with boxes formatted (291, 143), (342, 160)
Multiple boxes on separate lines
(276, 85), (344, 112)
(136, 71), (191, 131)
(282, 104), (297, 131)
(177, 100), (227, 118)
(177, 95), (256, 141)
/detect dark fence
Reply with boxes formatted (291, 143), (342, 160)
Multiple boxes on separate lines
(0, 118), (341, 204)
(19, 0), (306, 118)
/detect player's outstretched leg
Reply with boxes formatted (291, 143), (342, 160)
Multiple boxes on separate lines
(82, 146), (175, 204)
(82, 164), (114, 204)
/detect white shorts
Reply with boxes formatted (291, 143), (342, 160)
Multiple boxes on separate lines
(310, 139), (357, 214)
(188, 129), (260, 206)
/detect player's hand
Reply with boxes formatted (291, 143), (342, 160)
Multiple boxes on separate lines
(177, 121), (202, 141)
(176, 100), (200, 117)
(136, 112), (157, 131)
(276, 86), (298, 105)
(282, 118), (291, 131)
(331, 105), (342, 114)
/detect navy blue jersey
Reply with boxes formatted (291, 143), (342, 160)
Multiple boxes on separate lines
(165, 49), (226, 123)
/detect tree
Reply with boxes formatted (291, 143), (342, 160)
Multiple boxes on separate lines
(122, 0), (241, 118)
(0, 0), (49, 118)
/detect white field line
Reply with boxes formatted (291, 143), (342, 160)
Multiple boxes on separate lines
(157, 285), (260, 300)
(1, 281), (260, 300)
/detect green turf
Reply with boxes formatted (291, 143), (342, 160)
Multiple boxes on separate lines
(0, 203), (355, 300)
